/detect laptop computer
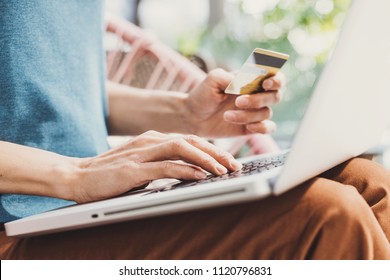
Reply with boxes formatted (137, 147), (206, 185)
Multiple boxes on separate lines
(5, 0), (390, 237)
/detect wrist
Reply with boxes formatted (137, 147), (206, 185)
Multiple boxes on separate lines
(181, 94), (198, 135)
(48, 157), (82, 202)
(143, 90), (196, 135)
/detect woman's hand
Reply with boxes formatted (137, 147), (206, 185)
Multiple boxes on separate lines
(70, 131), (242, 203)
(186, 69), (285, 138)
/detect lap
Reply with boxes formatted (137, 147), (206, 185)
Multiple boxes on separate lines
(2, 158), (389, 259)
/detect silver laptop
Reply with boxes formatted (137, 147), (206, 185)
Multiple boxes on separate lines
(5, 0), (390, 237)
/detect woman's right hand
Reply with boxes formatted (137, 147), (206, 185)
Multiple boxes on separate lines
(67, 131), (242, 203)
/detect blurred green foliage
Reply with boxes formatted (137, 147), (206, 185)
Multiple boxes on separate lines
(179, 0), (352, 142)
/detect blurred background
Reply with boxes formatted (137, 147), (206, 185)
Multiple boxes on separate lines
(106, 0), (352, 148)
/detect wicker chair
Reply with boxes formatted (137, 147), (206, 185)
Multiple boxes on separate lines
(105, 14), (206, 92)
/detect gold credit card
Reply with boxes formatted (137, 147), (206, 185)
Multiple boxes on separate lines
(225, 48), (289, 95)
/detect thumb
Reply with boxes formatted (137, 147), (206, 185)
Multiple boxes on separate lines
(206, 68), (235, 90)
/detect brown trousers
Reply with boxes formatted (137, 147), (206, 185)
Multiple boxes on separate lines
(1, 158), (390, 259)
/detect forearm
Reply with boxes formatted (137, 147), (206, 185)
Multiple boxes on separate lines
(106, 81), (194, 135)
(0, 141), (76, 200)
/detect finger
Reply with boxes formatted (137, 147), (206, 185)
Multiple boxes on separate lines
(164, 139), (230, 175)
(235, 91), (282, 109)
(182, 135), (242, 171)
(134, 139), (230, 175)
(246, 120), (277, 134)
(262, 72), (285, 91)
(139, 161), (208, 181)
(223, 107), (272, 125)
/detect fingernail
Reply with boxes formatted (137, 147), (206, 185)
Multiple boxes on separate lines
(263, 80), (273, 90)
(264, 121), (277, 133)
(236, 97), (249, 108)
(230, 161), (242, 171)
(216, 165), (228, 174)
(224, 153), (242, 170)
(195, 171), (207, 179)
(224, 111), (236, 122)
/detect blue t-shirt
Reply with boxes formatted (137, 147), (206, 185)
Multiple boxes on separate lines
(0, 0), (110, 222)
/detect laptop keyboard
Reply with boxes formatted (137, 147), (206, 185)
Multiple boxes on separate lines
(146, 152), (288, 194)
